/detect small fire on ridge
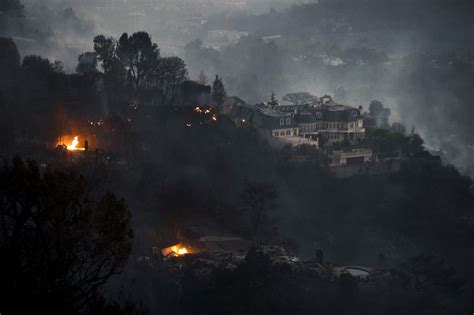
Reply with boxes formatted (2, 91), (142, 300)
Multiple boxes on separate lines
(58, 136), (86, 151)
(161, 243), (192, 257)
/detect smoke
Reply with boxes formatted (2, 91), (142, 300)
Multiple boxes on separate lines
(2, 0), (473, 176)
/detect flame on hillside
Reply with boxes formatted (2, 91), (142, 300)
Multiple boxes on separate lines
(58, 136), (86, 151)
(161, 243), (192, 257)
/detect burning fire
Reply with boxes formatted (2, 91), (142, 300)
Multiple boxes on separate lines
(60, 136), (86, 151)
(161, 243), (191, 257)
(194, 106), (218, 122)
(177, 247), (189, 255)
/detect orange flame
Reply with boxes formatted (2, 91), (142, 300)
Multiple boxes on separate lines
(65, 136), (85, 151)
(161, 243), (191, 257)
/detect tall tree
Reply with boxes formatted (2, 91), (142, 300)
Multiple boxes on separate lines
(241, 180), (278, 240)
(76, 52), (98, 75)
(154, 56), (188, 106)
(93, 35), (116, 76)
(283, 92), (319, 106)
(93, 35), (126, 113)
(0, 158), (133, 314)
(0, 37), (20, 81)
(268, 91), (279, 108)
(198, 70), (208, 85)
(369, 100), (391, 128)
(0, 92), (14, 154)
(212, 74), (227, 108)
(116, 32), (160, 93)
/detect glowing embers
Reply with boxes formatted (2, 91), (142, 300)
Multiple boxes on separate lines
(88, 120), (105, 127)
(194, 106), (218, 123)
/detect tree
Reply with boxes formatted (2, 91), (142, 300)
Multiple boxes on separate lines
(198, 70), (208, 85)
(0, 37), (21, 81)
(93, 35), (116, 76)
(268, 91), (279, 107)
(241, 180), (278, 240)
(369, 100), (391, 128)
(0, 158), (133, 314)
(212, 74), (227, 108)
(154, 57), (188, 106)
(22, 55), (53, 76)
(283, 92), (319, 105)
(0, 92), (14, 153)
(51, 60), (65, 74)
(394, 256), (463, 293)
(116, 32), (160, 93)
(93, 35), (126, 112)
(76, 52), (98, 75)
(390, 122), (407, 135)
(0, 0), (24, 17)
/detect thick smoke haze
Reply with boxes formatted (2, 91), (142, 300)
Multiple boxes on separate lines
(2, 2), (474, 313)
(2, 0), (473, 176)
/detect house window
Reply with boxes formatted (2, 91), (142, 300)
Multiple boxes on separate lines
(280, 119), (284, 125)
(286, 130), (291, 136)
(286, 118), (291, 125)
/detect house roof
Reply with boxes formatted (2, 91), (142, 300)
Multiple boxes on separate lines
(296, 111), (317, 124)
(231, 99), (361, 130)
(252, 109), (298, 130)
(311, 104), (361, 122)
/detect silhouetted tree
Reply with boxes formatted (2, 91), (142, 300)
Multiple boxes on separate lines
(390, 122), (407, 135)
(369, 100), (391, 128)
(0, 158), (133, 314)
(116, 32), (160, 93)
(241, 180), (278, 239)
(283, 92), (318, 105)
(155, 56), (188, 106)
(268, 91), (279, 107)
(76, 51), (98, 75)
(93, 35), (126, 112)
(93, 35), (116, 76)
(198, 70), (208, 85)
(0, 92), (14, 153)
(212, 74), (226, 108)
(22, 55), (53, 75)
(51, 60), (65, 74)
(0, 37), (20, 81)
